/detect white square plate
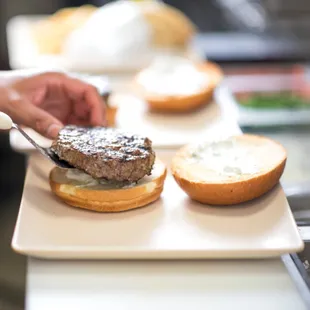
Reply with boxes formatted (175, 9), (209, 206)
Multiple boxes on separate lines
(12, 150), (304, 259)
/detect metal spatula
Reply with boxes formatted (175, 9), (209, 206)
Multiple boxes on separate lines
(0, 112), (72, 169)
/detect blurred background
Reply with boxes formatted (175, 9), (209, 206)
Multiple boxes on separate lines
(2, 0), (310, 69)
(1, 0), (310, 309)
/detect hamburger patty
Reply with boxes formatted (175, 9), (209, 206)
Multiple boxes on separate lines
(51, 126), (155, 182)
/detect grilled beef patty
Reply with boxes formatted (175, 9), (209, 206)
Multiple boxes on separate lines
(51, 126), (155, 182)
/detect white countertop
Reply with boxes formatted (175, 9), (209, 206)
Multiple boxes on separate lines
(26, 257), (307, 310)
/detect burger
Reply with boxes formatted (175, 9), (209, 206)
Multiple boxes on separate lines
(49, 125), (166, 212)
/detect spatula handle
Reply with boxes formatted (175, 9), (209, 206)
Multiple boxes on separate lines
(0, 111), (13, 130)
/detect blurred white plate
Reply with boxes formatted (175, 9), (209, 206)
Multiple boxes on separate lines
(10, 93), (233, 151)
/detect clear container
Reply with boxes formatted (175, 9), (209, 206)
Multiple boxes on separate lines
(218, 67), (310, 127)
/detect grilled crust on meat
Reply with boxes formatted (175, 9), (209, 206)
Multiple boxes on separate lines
(51, 126), (155, 182)
(49, 159), (167, 212)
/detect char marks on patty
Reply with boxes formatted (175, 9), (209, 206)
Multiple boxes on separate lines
(51, 126), (155, 182)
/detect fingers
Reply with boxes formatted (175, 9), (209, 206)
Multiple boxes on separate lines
(84, 86), (107, 126)
(9, 72), (107, 133)
(63, 77), (107, 126)
(6, 90), (63, 139)
(24, 105), (63, 139)
(73, 100), (90, 119)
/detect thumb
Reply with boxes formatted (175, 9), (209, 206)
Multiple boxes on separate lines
(5, 88), (63, 139)
(25, 104), (63, 139)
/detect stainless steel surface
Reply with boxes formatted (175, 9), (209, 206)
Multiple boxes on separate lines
(194, 33), (310, 62)
(0, 132), (25, 310)
(283, 253), (310, 308)
(286, 230), (310, 306)
(216, 0), (310, 36)
(284, 182), (310, 226)
(216, 0), (267, 32)
(12, 124), (72, 169)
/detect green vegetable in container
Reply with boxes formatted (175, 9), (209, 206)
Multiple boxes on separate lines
(239, 92), (310, 109)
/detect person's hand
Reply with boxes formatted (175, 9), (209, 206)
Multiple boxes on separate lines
(0, 72), (106, 139)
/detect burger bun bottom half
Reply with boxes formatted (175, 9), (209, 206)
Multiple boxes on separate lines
(49, 159), (167, 212)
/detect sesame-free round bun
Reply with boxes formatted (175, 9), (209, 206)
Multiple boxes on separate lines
(135, 61), (223, 113)
(49, 159), (167, 212)
(171, 134), (287, 205)
(32, 5), (97, 54)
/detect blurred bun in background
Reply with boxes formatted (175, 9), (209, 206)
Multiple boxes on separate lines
(31, 0), (196, 72)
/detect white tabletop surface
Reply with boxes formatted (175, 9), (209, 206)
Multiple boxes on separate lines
(27, 257), (307, 310)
